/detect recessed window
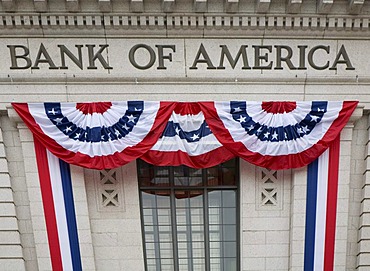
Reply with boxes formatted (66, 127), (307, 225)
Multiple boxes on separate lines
(138, 158), (239, 271)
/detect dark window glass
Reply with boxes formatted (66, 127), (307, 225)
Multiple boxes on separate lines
(138, 158), (239, 271)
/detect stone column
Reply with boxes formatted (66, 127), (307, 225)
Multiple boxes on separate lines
(0, 115), (26, 270)
(334, 110), (362, 269)
(357, 111), (370, 270)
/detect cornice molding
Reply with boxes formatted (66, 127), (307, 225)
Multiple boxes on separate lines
(0, 13), (369, 38)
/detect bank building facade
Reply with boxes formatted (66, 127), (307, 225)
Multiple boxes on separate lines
(0, 0), (370, 271)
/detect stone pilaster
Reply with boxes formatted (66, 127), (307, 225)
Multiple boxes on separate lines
(0, 116), (26, 270)
(357, 111), (370, 270)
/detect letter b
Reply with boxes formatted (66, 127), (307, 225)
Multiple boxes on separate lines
(8, 45), (32, 69)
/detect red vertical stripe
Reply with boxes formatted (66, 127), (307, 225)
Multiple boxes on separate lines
(324, 135), (340, 270)
(34, 137), (63, 270)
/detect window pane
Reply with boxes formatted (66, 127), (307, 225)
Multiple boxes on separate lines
(157, 209), (171, 225)
(208, 191), (222, 207)
(222, 191), (236, 207)
(224, 258), (237, 270)
(223, 225), (236, 241)
(223, 242), (237, 257)
(141, 192), (156, 208)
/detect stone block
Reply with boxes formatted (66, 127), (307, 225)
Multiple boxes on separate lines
(243, 231), (266, 245)
(244, 244), (289, 258)
(78, 243), (95, 258)
(291, 213), (306, 227)
(2, 131), (15, 147)
(120, 245), (145, 260)
(8, 162), (25, 177)
(20, 233), (36, 249)
(340, 127), (354, 141)
(0, 259), (25, 270)
(0, 202), (16, 216)
(265, 257), (289, 270)
(20, 142), (35, 158)
(93, 232), (118, 247)
(242, 257), (265, 270)
(37, 257), (52, 271)
(266, 230), (289, 244)
(0, 174), (11, 188)
(336, 212), (349, 227)
(362, 194), (370, 208)
(0, 159), (9, 174)
(289, 252), (304, 267)
(94, 246), (122, 260)
(76, 215), (91, 230)
(358, 266), (370, 271)
(0, 245), (23, 258)
(0, 217), (18, 231)
(23, 159), (37, 174)
(359, 239), (370, 252)
(81, 256), (96, 271)
(359, 226), (370, 239)
(360, 213), (370, 225)
(119, 259), (144, 271)
(0, 188), (14, 202)
(357, 252), (370, 266)
(0, 144), (5, 158)
(363, 185), (370, 199)
(292, 185), (307, 199)
(0, 231), (21, 245)
(18, 128), (33, 143)
(244, 217), (290, 231)
(95, 260), (120, 271)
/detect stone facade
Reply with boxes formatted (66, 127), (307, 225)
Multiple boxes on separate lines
(0, 0), (369, 270)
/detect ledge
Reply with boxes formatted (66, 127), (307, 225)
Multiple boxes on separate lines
(0, 13), (369, 38)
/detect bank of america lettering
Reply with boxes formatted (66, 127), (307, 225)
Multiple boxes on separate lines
(12, 101), (358, 271)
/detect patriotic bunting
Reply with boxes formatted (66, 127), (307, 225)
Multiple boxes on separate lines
(12, 100), (358, 271)
(304, 136), (340, 271)
(141, 102), (235, 168)
(200, 101), (357, 169)
(12, 100), (357, 170)
(34, 138), (82, 271)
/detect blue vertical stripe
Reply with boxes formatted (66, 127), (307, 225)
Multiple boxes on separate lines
(304, 158), (319, 271)
(59, 159), (83, 271)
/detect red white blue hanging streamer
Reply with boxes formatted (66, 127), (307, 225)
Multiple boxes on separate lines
(304, 136), (340, 271)
(34, 138), (82, 271)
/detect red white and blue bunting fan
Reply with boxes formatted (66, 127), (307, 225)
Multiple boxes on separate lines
(200, 101), (358, 169)
(141, 102), (235, 168)
(13, 101), (176, 169)
(12, 101), (357, 170)
(12, 100), (358, 271)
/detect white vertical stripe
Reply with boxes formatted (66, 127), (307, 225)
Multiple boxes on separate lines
(314, 149), (329, 270)
(47, 150), (73, 271)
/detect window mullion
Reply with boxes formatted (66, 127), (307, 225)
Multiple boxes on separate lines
(204, 187), (210, 271)
(170, 186), (179, 271)
(153, 195), (162, 270)
(185, 197), (194, 271)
